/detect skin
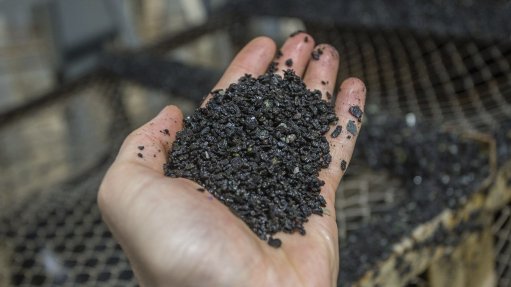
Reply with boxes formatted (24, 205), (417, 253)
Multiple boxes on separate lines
(98, 33), (366, 287)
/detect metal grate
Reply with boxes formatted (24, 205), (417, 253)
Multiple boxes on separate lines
(493, 204), (511, 287)
(4, 166), (137, 286)
(1, 1), (511, 286)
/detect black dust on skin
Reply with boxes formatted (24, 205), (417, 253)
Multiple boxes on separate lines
(285, 58), (293, 67)
(164, 70), (337, 247)
(267, 62), (279, 73)
(340, 160), (347, 171)
(311, 48), (324, 60)
(276, 49), (283, 59)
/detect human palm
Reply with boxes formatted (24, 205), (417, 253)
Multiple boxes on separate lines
(99, 34), (366, 287)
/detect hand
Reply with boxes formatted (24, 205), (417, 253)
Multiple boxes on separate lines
(98, 34), (366, 287)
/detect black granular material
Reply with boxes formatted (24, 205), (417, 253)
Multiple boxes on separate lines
(338, 116), (497, 286)
(331, 125), (342, 138)
(349, 105), (364, 122)
(311, 48), (324, 60)
(285, 58), (293, 67)
(347, 120), (357, 136)
(164, 70), (337, 245)
(276, 49), (283, 59)
(267, 61), (278, 73)
(340, 160), (347, 171)
(268, 237), (282, 248)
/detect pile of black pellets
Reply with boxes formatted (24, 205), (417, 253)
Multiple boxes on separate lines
(164, 70), (337, 247)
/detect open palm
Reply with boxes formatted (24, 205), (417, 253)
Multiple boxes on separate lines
(98, 34), (366, 287)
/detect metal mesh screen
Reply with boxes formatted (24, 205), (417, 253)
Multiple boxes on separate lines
(1, 0), (511, 286)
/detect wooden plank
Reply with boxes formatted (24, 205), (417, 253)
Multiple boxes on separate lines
(348, 131), (508, 287)
(429, 216), (496, 287)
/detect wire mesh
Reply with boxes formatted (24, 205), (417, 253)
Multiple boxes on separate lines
(0, 0), (511, 286)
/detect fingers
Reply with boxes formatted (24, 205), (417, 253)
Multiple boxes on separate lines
(275, 32), (316, 77)
(201, 36), (276, 107)
(319, 78), (367, 203)
(115, 105), (184, 173)
(303, 44), (339, 101)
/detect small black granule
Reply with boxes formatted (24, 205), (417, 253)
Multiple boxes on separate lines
(347, 120), (357, 136)
(311, 48), (323, 60)
(276, 49), (283, 59)
(331, 125), (342, 138)
(304, 36), (309, 43)
(289, 30), (305, 37)
(349, 105), (364, 122)
(137, 153), (143, 158)
(164, 70), (337, 246)
(340, 160), (347, 171)
(162, 129), (170, 136)
(285, 58), (293, 67)
(268, 237), (282, 248)
(197, 188), (205, 192)
(326, 92), (332, 100)
(267, 61), (279, 73)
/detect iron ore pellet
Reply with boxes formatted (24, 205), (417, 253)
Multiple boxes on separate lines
(267, 61), (279, 73)
(331, 125), (342, 138)
(341, 160), (347, 171)
(268, 237), (282, 248)
(347, 120), (358, 136)
(349, 105), (364, 122)
(164, 70), (337, 247)
(311, 48), (323, 60)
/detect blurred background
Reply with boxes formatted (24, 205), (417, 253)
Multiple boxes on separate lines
(0, 0), (510, 286)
